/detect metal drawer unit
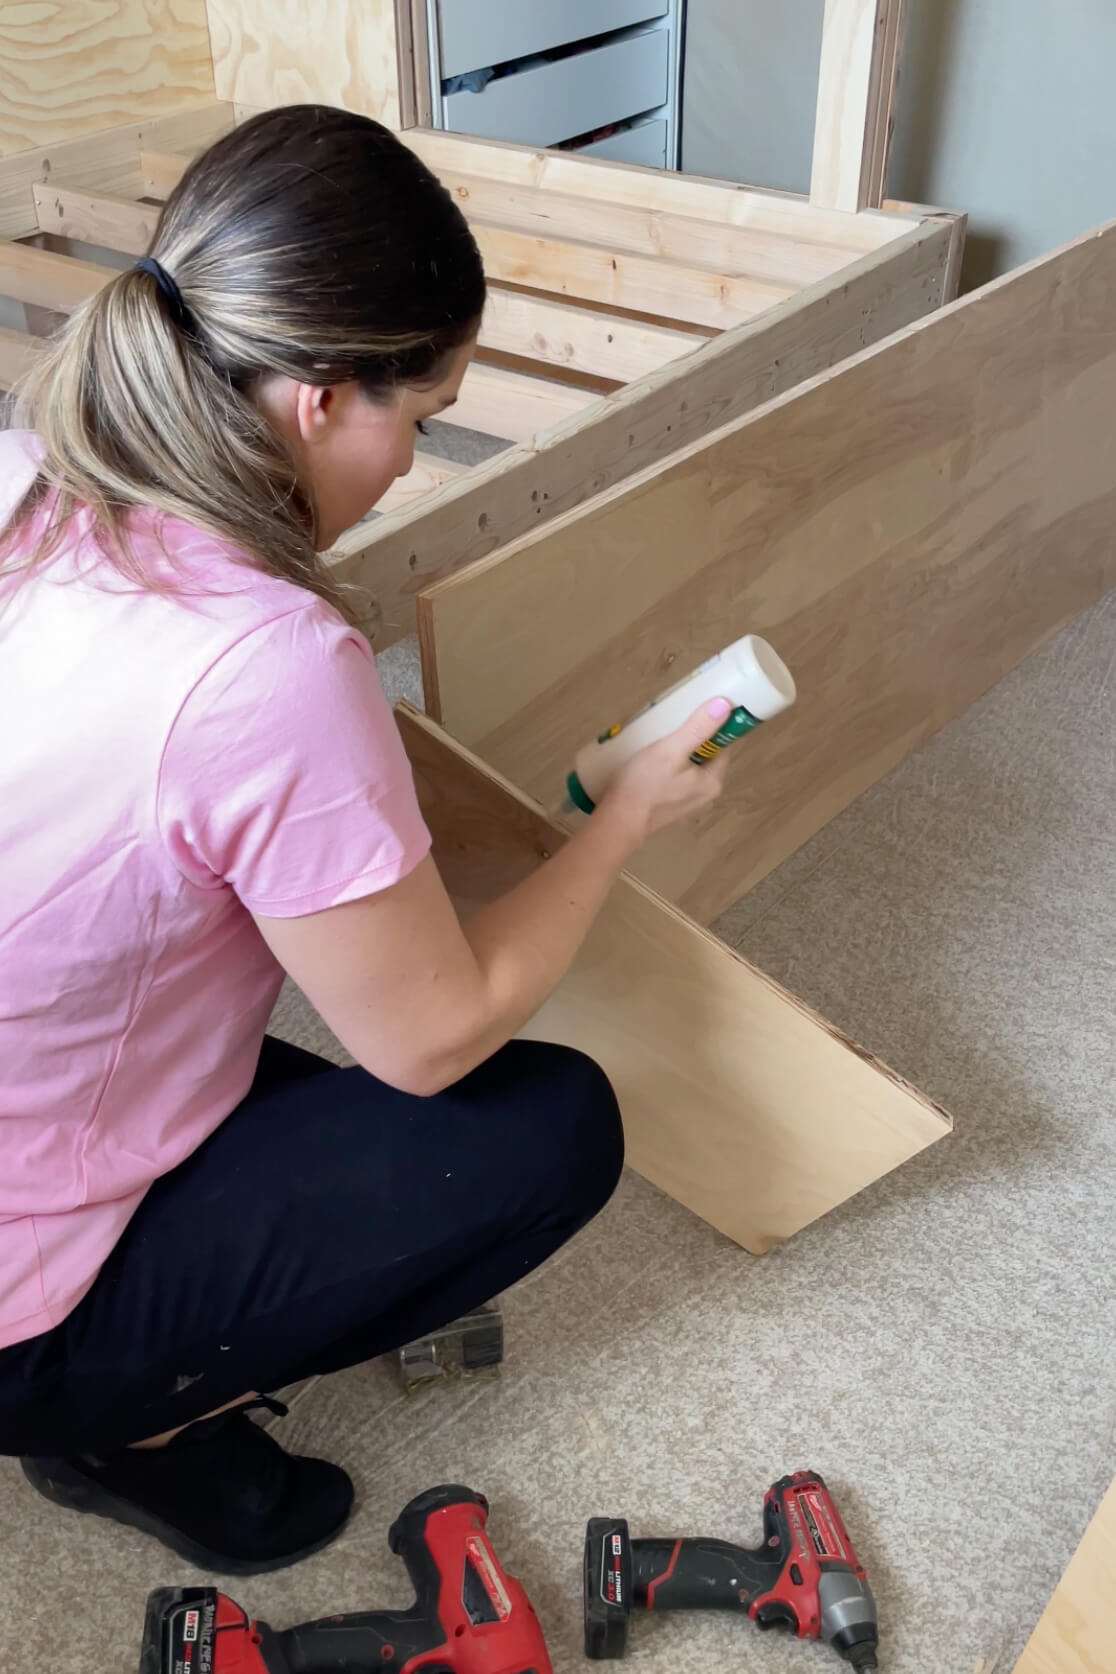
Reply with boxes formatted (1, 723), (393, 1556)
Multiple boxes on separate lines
(422, 0), (684, 167)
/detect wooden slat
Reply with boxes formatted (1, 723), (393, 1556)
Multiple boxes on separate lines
(327, 219), (955, 642)
(206, 0), (405, 129)
(416, 220), (1116, 926)
(451, 361), (599, 442)
(31, 183), (156, 256)
(376, 453), (467, 515)
(402, 129), (921, 253)
(434, 170), (867, 289)
(810, 0), (904, 212)
(1013, 1479), (1116, 1673)
(0, 325), (37, 391)
(481, 288), (701, 385)
(0, 0), (216, 157)
(398, 704), (951, 1255)
(0, 243), (111, 312)
(0, 105), (233, 242)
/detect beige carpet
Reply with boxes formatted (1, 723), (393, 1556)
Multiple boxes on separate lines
(3, 592), (1113, 1674)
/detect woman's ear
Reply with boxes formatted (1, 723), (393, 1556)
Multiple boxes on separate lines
(294, 382), (336, 445)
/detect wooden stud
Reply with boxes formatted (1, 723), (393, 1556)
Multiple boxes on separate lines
(810, 0), (905, 212)
(31, 183), (157, 257)
(397, 703), (951, 1255)
(481, 288), (702, 385)
(0, 105), (234, 242)
(402, 129), (921, 254)
(432, 171), (868, 290)
(450, 361), (599, 443)
(1012, 1478), (1116, 1673)
(471, 222), (793, 332)
(0, 243), (112, 313)
(328, 220), (956, 642)
(416, 219), (1116, 925)
(0, 0), (216, 158)
(376, 453), (467, 515)
(140, 148), (196, 198)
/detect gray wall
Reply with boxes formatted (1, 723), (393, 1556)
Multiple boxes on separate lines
(682, 0), (1116, 286)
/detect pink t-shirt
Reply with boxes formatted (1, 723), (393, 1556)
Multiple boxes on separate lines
(0, 431), (431, 1349)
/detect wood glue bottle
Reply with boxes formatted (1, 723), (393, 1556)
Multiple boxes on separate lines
(564, 634), (796, 814)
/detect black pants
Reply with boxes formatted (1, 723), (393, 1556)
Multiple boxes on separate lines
(0, 1036), (623, 1457)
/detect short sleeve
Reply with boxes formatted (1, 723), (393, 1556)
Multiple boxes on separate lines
(157, 605), (431, 915)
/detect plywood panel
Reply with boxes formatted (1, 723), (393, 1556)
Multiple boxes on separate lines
(330, 219), (954, 643)
(418, 220), (1116, 925)
(397, 704), (951, 1254)
(0, 1), (216, 159)
(1013, 1479), (1116, 1673)
(205, 0), (404, 129)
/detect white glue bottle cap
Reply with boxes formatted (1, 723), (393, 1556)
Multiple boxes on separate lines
(566, 633), (796, 814)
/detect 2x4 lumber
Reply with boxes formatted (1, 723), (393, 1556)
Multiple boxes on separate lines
(20, 186), (698, 386)
(377, 453), (466, 515)
(0, 0), (216, 157)
(31, 182), (156, 256)
(471, 221), (793, 333)
(1012, 1478), (1116, 1673)
(328, 219), (956, 643)
(416, 219), (1116, 926)
(810, 0), (905, 212)
(450, 362), (598, 443)
(0, 105), (233, 242)
(397, 703), (951, 1255)
(0, 242), (111, 313)
(432, 171), (868, 291)
(481, 289), (701, 386)
(401, 129), (921, 254)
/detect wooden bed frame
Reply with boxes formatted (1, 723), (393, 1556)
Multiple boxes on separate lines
(1, 1), (964, 649)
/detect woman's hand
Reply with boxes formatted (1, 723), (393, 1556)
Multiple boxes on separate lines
(597, 697), (734, 844)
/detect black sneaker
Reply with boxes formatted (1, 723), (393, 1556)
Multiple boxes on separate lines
(21, 1396), (353, 1574)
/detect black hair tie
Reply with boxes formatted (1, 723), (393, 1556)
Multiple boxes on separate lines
(135, 255), (192, 333)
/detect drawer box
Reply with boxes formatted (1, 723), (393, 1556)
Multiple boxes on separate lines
(442, 27), (669, 148)
(438, 0), (668, 81)
(575, 117), (669, 169)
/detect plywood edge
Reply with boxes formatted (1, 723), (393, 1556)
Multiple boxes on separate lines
(1012, 1477), (1116, 1673)
(395, 701), (951, 1252)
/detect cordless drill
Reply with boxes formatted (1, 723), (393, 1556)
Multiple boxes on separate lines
(584, 1470), (879, 1670)
(140, 1486), (552, 1674)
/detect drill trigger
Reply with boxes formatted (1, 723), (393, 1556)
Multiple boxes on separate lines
(753, 1598), (799, 1633)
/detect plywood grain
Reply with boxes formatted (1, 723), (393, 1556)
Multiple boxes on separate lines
(1013, 1479), (1116, 1673)
(0, 0), (216, 158)
(397, 704), (951, 1254)
(329, 219), (954, 642)
(418, 221), (1116, 925)
(205, 0), (403, 128)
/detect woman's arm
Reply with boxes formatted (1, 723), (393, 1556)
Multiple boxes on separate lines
(254, 700), (732, 1095)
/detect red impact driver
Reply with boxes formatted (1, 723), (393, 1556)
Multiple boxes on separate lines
(140, 1486), (553, 1674)
(584, 1470), (879, 1670)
